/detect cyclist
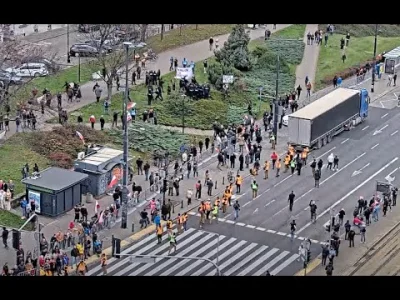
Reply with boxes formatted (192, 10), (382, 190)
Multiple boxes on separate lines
(309, 200), (317, 223)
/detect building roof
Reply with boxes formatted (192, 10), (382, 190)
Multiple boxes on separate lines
(384, 46), (400, 59)
(22, 167), (88, 192)
(289, 88), (360, 120)
(78, 147), (123, 166)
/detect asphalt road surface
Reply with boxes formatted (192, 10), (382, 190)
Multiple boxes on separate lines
(91, 105), (400, 276)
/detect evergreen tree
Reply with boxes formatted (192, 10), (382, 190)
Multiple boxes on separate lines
(215, 24), (252, 71)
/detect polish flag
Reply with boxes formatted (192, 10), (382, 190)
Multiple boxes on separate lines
(94, 200), (100, 214)
(126, 111), (132, 122)
(127, 102), (136, 110)
(107, 175), (118, 189)
(76, 131), (85, 144)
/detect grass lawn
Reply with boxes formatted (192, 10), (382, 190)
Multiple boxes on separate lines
(0, 135), (51, 195)
(57, 25), (305, 130)
(0, 210), (33, 230)
(315, 34), (400, 89)
(146, 24), (234, 53)
(273, 24), (306, 39)
(8, 25), (235, 112)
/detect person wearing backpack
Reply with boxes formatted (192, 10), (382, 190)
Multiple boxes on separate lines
(233, 201), (240, 220)
(325, 262), (334, 276)
(314, 169), (321, 188)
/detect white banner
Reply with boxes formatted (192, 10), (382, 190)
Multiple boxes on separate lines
(223, 75), (234, 84)
(175, 67), (193, 79)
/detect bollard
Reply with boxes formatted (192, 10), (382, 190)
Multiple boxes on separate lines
(172, 205), (175, 213)
(131, 223), (135, 232)
(215, 181), (218, 189)
(222, 177), (225, 185)
(181, 200), (184, 209)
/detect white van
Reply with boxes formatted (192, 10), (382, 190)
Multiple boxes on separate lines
(6, 63), (49, 78)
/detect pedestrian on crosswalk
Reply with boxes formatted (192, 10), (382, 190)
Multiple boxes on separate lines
(290, 220), (296, 241)
(182, 213), (188, 231)
(100, 253), (108, 276)
(168, 232), (177, 255)
(156, 224), (163, 244)
(177, 214), (183, 233)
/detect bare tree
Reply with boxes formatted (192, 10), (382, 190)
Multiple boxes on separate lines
(161, 24), (165, 41)
(0, 39), (57, 111)
(78, 24), (141, 102)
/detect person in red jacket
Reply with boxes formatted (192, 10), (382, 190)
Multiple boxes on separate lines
(89, 115), (96, 129)
(271, 152), (278, 170)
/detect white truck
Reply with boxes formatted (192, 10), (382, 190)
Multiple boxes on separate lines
(288, 87), (369, 149)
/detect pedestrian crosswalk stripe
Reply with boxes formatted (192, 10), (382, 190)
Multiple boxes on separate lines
(155, 234), (222, 276)
(87, 224), (181, 275)
(269, 253), (299, 275)
(205, 242), (258, 276)
(223, 245), (268, 276)
(116, 230), (203, 276)
(88, 228), (300, 276)
(253, 251), (290, 276)
(237, 248), (279, 276)
(191, 240), (247, 276)
(174, 237), (237, 276)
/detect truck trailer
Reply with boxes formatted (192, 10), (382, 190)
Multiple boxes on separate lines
(288, 87), (369, 149)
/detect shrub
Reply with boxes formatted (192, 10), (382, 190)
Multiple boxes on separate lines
(207, 62), (242, 90)
(49, 152), (73, 169)
(215, 24), (253, 71)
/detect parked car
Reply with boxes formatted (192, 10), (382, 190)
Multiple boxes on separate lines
(84, 40), (113, 53)
(20, 57), (60, 74)
(78, 24), (100, 33)
(0, 70), (23, 86)
(5, 63), (49, 78)
(69, 44), (106, 57)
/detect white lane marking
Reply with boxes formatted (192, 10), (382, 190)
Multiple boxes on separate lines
(274, 175), (292, 187)
(254, 188), (271, 200)
(362, 126), (369, 131)
(225, 220), (234, 224)
(246, 225), (256, 229)
(380, 124), (389, 131)
(391, 130), (398, 136)
(267, 229), (276, 234)
(265, 199), (275, 207)
(297, 157), (399, 234)
(238, 248), (280, 276)
(276, 231), (287, 236)
(236, 222), (245, 226)
(252, 208), (259, 214)
(271, 152), (365, 218)
(371, 143), (379, 150)
(223, 246), (269, 276)
(252, 251), (290, 276)
(387, 167), (399, 177)
(316, 147), (336, 159)
(270, 253), (299, 275)
(341, 138), (349, 144)
(218, 218), (226, 222)
(242, 202), (251, 207)
(381, 113), (389, 119)
(256, 227), (266, 231)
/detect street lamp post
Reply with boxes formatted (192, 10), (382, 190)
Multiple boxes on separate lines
(273, 55), (280, 144)
(371, 24), (379, 93)
(67, 24), (70, 64)
(78, 55), (81, 82)
(121, 42), (132, 229)
(181, 94), (186, 134)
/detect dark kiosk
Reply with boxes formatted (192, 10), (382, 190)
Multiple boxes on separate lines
(21, 167), (88, 217)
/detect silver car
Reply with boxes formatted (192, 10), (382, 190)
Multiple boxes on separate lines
(0, 70), (23, 85)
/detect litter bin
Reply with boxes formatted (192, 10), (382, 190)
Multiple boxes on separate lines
(86, 192), (93, 203)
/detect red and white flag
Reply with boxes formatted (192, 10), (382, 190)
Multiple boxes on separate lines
(98, 211), (104, 224)
(76, 131), (85, 144)
(127, 102), (136, 110)
(94, 200), (100, 214)
(107, 175), (118, 189)
(126, 111), (132, 122)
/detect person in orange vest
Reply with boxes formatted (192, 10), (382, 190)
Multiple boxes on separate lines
(263, 160), (270, 179)
(275, 158), (282, 177)
(156, 223), (163, 244)
(224, 187), (232, 206)
(284, 154), (291, 173)
(214, 197), (220, 207)
(288, 145), (295, 159)
(205, 199), (212, 222)
(235, 174), (243, 193)
(166, 218), (173, 231)
(182, 212), (188, 231)
(177, 213), (183, 233)
(100, 253), (108, 276)
(221, 196), (228, 213)
(198, 201), (207, 228)
(89, 115), (96, 129)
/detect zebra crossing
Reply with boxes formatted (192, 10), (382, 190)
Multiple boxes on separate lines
(87, 226), (301, 276)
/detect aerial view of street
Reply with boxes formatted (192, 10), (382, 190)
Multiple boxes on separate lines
(0, 23), (400, 276)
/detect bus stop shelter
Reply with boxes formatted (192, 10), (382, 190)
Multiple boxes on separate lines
(384, 46), (400, 74)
